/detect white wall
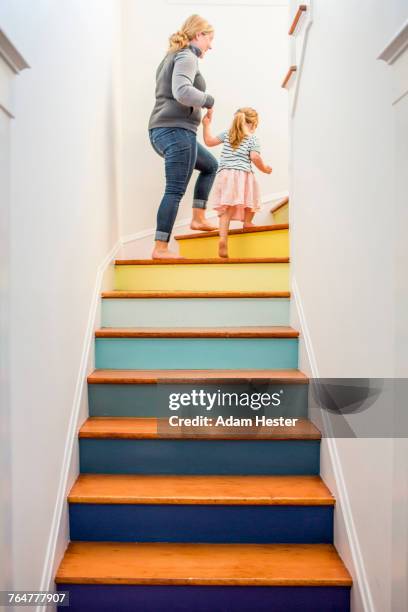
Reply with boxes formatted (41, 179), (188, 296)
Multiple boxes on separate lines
(121, 0), (289, 239)
(0, 58), (13, 598)
(0, 0), (122, 592)
(384, 23), (408, 611)
(289, 0), (407, 610)
(394, 0), (408, 24)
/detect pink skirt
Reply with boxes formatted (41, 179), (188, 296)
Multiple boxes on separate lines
(209, 169), (261, 222)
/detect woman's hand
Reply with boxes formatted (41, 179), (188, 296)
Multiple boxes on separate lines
(202, 108), (214, 126)
(264, 165), (273, 175)
(202, 109), (222, 147)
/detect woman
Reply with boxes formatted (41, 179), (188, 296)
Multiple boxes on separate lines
(148, 14), (218, 259)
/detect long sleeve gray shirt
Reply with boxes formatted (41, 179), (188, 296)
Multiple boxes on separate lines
(148, 44), (214, 134)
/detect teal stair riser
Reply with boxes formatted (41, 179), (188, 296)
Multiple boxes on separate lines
(79, 439), (320, 475)
(101, 298), (290, 327)
(88, 383), (309, 418)
(95, 337), (299, 369)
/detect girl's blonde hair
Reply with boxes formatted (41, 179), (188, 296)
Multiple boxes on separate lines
(168, 15), (214, 53)
(229, 107), (259, 149)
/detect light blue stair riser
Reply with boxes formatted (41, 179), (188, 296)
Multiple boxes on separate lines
(101, 298), (290, 327)
(79, 439), (320, 475)
(88, 382), (309, 418)
(69, 503), (333, 544)
(95, 338), (299, 370)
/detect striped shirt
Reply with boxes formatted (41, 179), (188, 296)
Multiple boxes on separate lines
(216, 130), (260, 173)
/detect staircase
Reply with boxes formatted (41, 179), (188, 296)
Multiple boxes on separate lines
(55, 222), (352, 611)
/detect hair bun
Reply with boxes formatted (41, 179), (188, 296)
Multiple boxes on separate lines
(170, 30), (189, 44)
(168, 15), (212, 53)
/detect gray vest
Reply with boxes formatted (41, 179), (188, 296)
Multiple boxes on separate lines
(148, 45), (211, 134)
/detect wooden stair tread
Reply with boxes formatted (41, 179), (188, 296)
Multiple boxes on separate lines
(87, 369), (308, 384)
(175, 224), (289, 241)
(79, 417), (321, 440)
(101, 291), (291, 299)
(69, 474), (334, 505)
(271, 197), (289, 214)
(115, 257), (289, 265)
(95, 326), (299, 338)
(55, 542), (352, 586)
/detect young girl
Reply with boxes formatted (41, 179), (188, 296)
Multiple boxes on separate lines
(202, 107), (272, 258)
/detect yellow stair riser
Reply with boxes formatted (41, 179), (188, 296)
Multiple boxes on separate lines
(178, 229), (289, 259)
(115, 263), (290, 292)
(273, 204), (289, 224)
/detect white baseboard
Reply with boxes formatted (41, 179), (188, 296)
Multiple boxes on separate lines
(292, 277), (374, 612)
(378, 18), (408, 65)
(37, 239), (122, 612)
(261, 190), (289, 207)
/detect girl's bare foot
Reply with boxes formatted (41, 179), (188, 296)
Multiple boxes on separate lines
(218, 239), (228, 258)
(243, 211), (256, 228)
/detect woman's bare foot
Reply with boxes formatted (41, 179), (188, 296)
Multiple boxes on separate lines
(152, 240), (184, 260)
(190, 220), (218, 232)
(191, 208), (217, 232)
(218, 238), (228, 259)
(243, 222), (257, 229)
(152, 248), (183, 260)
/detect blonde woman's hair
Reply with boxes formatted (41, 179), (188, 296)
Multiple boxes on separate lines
(229, 107), (259, 149)
(168, 14), (214, 53)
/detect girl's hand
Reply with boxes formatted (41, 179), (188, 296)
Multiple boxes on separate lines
(264, 165), (273, 174)
(202, 108), (213, 125)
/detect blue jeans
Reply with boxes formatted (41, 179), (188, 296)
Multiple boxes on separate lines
(149, 127), (218, 242)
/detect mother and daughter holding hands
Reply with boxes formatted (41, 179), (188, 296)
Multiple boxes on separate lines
(148, 14), (272, 260)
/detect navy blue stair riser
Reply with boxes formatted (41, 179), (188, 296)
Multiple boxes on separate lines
(69, 503), (333, 544)
(95, 337), (299, 370)
(79, 439), (320, 475)
(88, 383), (309, 418)
(57, 584), (351, 612)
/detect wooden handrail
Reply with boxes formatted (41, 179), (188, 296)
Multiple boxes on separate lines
(270, 197), (289, 214)
(289, 4), (308, 36)
(281, 66), (297, 89)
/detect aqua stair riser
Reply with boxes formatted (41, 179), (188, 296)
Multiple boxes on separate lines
(56, 584), (351, 612)
(79, 439), (320, 475)
(95, 337), (299, 370)
(69, 503), (333, 544)
(88, 383), (309, 418)
(114, 262), (289, 292)
(101, 298), (291, 327)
